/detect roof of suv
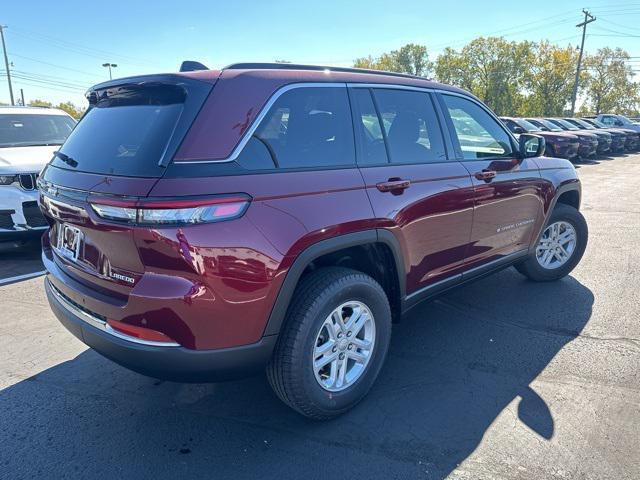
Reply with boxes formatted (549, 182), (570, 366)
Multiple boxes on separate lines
(0, 106), (71, 116)
(176, 63), (468, 94)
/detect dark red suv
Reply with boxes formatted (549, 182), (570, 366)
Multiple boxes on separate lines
(39, 64), (588, 419)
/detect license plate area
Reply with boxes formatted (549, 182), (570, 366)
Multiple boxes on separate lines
(56, 223), (83, 262)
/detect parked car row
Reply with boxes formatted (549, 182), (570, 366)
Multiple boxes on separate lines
(500, 115), (640, 161)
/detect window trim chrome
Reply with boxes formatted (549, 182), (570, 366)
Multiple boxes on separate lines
(172, 80), (515, 166)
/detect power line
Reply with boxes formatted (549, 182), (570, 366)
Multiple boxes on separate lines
(599, 18), (640, 33)
(9, 52), (104, 80)
(7, 26), (160, 68)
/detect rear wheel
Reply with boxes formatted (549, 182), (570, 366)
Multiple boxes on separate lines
(515, 204), (588, 281)
(266, 267), (391, 419)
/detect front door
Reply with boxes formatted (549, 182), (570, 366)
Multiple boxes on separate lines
(350, 87), (475, 296)
(438, 93), (544, 269)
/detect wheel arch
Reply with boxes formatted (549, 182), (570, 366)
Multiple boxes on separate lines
(529, 181), (582, 255)
(263, 229), (406, 336)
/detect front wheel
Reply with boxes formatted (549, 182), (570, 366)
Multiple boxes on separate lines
(515, 203), (588, 281)
(266, 267), (391, 419)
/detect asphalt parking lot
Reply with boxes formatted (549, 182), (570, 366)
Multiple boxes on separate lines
(1, 154), (639, 480)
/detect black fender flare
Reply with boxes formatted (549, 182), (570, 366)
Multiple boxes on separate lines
(262, 229), (406, 336)
(528, 181), (582, 255)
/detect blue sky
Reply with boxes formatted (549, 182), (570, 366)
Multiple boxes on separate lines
(1, 0), (639, 106)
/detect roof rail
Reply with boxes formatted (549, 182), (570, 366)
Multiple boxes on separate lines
(223, 63), (431, 81)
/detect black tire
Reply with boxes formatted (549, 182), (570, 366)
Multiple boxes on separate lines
(266, 267), (391, 420)
(515, 203), (588, 281)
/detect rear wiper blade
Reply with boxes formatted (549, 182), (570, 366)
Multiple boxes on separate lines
(53, 151), (78, 168)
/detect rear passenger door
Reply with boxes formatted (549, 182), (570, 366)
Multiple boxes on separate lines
(437, 93), (544, 269)
(350, 86), (475, 297)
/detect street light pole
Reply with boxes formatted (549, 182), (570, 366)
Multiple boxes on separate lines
(0, 25), (15, 106)
(102, 62), (117, 80)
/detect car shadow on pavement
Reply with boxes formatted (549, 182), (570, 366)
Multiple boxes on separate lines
(0, 268), (593, 479)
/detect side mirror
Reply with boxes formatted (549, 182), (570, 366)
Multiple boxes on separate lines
(519, 134), (545, 158)
(513, 126), (526, 135)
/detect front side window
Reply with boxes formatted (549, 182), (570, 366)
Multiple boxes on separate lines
(442, 94), (513, 160)
(248, 86), (355, 169)
(372, 89), (446, 164)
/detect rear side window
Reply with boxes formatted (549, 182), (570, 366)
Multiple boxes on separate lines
(442, 94), (513, 160)
(372, 89), (446, 164)
(247, 86), (355, 169)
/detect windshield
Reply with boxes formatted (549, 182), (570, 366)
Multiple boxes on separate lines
(589, 119), (608, 128)
(514, 119), (541, 132)
(0, 113), (76, 148)
(529, 118), (562, 132)
(619, 115), (637, 125)
(569, 119), (594, 130)
(549, 118), (578, 130)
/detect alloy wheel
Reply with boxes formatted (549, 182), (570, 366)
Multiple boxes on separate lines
(536, 220), (577, 269)
(312, 301), (376, 392)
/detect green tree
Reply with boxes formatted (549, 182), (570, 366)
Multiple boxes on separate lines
(28, 99), (52, 107)
(28, 99), (85, 119)
(354, 43), (431, 77)
(55, 101), (85, 119)
(582, 48), (640, 115)
(521, 41), (579, 116)
(434, 37), (533, 115)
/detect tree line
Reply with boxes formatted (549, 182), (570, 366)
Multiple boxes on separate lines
(354, 39), (640, 117)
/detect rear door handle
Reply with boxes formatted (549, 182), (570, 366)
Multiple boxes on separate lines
(376, 179), (411, 193)
(474, 170), (497, 182)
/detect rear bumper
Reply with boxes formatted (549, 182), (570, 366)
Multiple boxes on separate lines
(45, 277), (277, 382)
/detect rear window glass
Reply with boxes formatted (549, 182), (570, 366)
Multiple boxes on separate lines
(251, 87), (355, 169)
(0, 114), (75, 148)
(52, 85), (186, 177)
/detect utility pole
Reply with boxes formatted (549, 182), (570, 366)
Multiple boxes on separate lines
(570, 9), (596, 115)
(0, 25), (14, 106)
(20, 88), (24, 106)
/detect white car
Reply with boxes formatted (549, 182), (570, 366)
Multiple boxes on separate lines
(0, 106), (76, 244)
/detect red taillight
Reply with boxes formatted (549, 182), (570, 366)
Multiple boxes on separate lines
(107, 319), (178, 344)
(88, 194), (251, 225)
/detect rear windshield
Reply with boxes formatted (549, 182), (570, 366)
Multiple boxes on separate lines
(52, 83), (187, 177)
(0, 113), (76, 148)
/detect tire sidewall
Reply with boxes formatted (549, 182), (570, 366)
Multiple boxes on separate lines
(298, 279), (391, 414)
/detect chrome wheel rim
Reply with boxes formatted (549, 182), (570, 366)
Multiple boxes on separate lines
(312, 301), (376, 392)
(536, 221), (577, 270)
